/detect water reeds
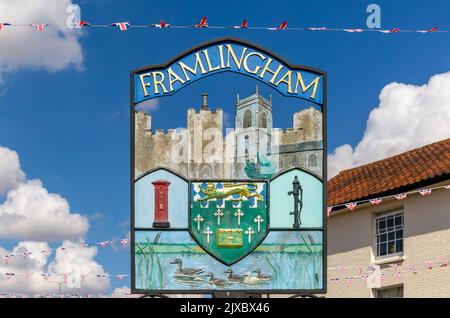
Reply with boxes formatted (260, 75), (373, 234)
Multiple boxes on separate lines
(299, 233), (322, 289)
(136, 232), (165, 289)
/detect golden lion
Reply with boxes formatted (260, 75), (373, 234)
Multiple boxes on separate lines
(198, 183), (263, 202)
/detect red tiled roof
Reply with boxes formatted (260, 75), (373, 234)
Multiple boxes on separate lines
(327, 138), (450, 207)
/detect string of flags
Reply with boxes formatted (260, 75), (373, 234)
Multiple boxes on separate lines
(0, 255), (449, 296)
(0, 17), (447, 34)
(327, 183), (450, 217)
(0, 292), (133, 298)
(0, 270), (129, 281)
(1, 238), (129, 265)
(329, 256), (450, 287)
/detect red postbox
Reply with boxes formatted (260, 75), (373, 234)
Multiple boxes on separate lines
(152, 180), (171, 228)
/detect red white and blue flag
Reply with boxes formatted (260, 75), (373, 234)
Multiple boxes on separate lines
(99, 240), (110, 248)
(419, 189), (432, 196)
(345, 202), (357, 211)
(370, 198), (382, 205)
(268, 20), (287, 31)
(230, 19), (248, 29)
(344, 28), (364, 33)
(151, 20), (170, 28)
(417, 26), (439, 33)
(32, 24), (48, 31)
(111, 22), (129, 31)
(308, 27), (327, 31)
(379, 28), (399, 33)
(194, 17), (208, 28)
(0, 22), (11, 30)
(395, 193), (407, 200)
(78, 21), (91, 27)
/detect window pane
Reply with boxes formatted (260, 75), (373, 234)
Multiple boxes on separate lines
(396, 240), (403, 253)
(380, 243), (387, 256)
(379, 220), (386, 232)
(395, 215), (402, 226)
(379, 234), (387, 243)
(387, 217), (394, 230)
(388, 232), (395, 241)
(396, 230), (403, 240)
(388, 241), (396, 254)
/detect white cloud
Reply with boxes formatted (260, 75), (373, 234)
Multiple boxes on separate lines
(328, 71), (450, 179)
(0, 146), (25, 195)
(0, 179), (89, 241)
(0, 240), (110, 295)
(0, 0), (83, 81)
(136, 99), (159, 113)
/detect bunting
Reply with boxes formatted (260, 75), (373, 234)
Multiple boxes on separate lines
(1, 237), (130, 266)
(0, 18), (445, 35)
(328, 184), (448, 217)
(111, 22), (129, 31)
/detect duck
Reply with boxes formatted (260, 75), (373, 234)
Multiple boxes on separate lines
(170, 258), (204, 276)
(253, 268), (271, 282)
(243, 274), (262, 285)
(206, 272), (226, 287)
(224, 269), (244, 283)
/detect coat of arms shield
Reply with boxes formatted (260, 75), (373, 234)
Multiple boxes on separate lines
(189, 181), (269, 265)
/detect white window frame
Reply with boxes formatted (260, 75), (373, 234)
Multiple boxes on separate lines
(373, 210), (404, 261)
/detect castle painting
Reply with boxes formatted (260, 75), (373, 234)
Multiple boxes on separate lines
(135, 86), (323, 180)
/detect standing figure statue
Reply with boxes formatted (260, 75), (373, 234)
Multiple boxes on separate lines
(288, 176), (303, 228)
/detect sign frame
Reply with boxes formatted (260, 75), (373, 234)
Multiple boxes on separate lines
(130, 37), (327, 295)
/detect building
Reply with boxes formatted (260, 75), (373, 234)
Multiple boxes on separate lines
(135, 87), (323, 180)
(326, 138), (450, 297)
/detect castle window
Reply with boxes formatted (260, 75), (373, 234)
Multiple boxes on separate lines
(245, 135), (249, 156)
(308, 154), (317, 167)
(243, 110), (252, 128)
(261, 112), (268, 128)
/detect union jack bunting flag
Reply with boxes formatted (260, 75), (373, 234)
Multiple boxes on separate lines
(119, 239), (129, 246)
(395, 193), (407, 200)
(268, 20), (287, 31)
(345, 202), (357, 210)
(111, 22), (129, 31)
(99, 240), (110, 248)
(308, 27), (327, 31)
(78, 21), (91, 27)
(378, 28), (399, 33)
(32, 24), (47, 31)
(419, 189), (432, 196)
(417, 26), (439, 33)
(0, 22), (11, 30)
(6, 273), (16, 280)
(230, 19), (248, 29)
(194, 17), (208, 28)
(370, 198), (382, 205)
(41, 273), (51, 281)
(445, 185), (450, 189)
(151, 20), (170, 28)
(344, 28), (364, 33)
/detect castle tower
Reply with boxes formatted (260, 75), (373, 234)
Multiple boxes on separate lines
(232, 85), (273, 178)
(187, 93), (224, 178)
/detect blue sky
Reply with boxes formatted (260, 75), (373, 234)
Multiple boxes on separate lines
(0, 0), (449, 294)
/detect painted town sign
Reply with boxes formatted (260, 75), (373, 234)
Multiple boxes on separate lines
(131, 37), (326, 294)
